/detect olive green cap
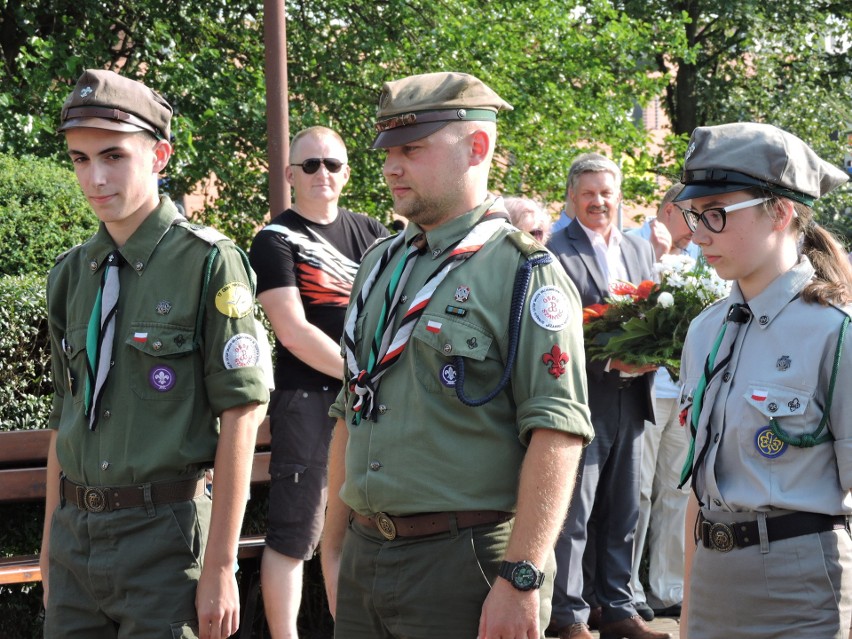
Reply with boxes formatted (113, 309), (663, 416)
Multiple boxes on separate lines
(58, 69), (172, 140)
(677, 122), (848, 205)
(372, 72), (512, 149)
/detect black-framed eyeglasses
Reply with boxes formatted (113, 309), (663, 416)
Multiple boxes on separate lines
(291, 158), (345, 174)
(680, 196), (771, 233)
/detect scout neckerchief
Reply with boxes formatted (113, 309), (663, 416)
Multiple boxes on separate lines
(679, 303), (751, 493)
(343, 204), (509, 423)
(85, 250), (123, 430)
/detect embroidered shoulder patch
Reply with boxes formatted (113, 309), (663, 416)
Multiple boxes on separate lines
(223, 334), (260, 369)
(530, 286), (570, 330)
(215, 282), (253, 318)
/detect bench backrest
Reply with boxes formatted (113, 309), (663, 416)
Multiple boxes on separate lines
(0, 418), (271, 505)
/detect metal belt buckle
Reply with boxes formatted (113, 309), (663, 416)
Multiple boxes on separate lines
(708, 522), (735, 552)
(375, 512), (397, 540)
(78, 486), (107, 512)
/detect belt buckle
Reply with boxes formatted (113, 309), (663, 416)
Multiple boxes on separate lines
(708, 522), (735, 552)
(78, 486), (107, 512)
(375, 512), (397, 540)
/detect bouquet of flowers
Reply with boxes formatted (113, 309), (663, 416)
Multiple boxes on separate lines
(582, 254), (731, 379)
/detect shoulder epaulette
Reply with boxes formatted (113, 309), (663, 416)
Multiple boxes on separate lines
(506, 230), (547, 258)
(362, 233), (396, 259)
(175, 220), (231, 246)
(54, 243), (84, 264)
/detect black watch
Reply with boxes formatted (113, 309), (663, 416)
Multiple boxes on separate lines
(498, 560), (544, 591)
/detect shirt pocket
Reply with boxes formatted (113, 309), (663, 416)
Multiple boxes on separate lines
(740, 382), (815, 461)
(125, 322), (197, 401)
(410, 313), (495, 397)
(62, 326), (89, 405)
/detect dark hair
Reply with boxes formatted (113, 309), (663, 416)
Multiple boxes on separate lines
(756, 189), (852, 306)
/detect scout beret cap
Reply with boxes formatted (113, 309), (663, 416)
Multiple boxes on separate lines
(676, 122), (848, 205)
(372, 71), (513, 149)
(58, 69), (172, 140)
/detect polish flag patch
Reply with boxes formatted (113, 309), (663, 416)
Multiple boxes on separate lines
(133, 332), (148, 343)
(426, 320), (442, 334)
(751, 389), (768, 402)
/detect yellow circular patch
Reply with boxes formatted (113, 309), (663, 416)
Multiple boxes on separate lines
(215, 282), (253, 318)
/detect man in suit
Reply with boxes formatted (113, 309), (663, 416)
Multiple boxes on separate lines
(547, 153), (670, 639)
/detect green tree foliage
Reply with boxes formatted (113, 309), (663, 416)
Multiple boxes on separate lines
(618, 0), (852, 233)
(0, 0), (690, 247)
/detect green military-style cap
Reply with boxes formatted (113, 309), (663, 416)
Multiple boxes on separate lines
(58, 69), (173, 141)
(676, 122), (848, 205)
(372, 71), (513, 149)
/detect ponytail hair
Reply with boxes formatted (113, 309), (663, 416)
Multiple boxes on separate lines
(792, 202), (852, 306)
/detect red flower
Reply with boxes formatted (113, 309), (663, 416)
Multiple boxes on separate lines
(582, 303), (609, 324)
(636, 280), (657, 300)
(610, 281), (638, 296)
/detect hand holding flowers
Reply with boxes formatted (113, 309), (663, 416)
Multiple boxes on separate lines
(582, 254), (730, 379)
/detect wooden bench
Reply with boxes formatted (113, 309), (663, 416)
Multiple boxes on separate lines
(0, 418), (272, 636)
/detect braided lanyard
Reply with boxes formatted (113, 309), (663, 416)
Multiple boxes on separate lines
(343, 209), (508, 423)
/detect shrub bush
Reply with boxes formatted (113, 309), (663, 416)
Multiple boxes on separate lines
(0, 273), (51, 431)
(0, 152), (96, 277)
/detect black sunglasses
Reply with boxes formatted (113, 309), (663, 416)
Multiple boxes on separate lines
(291, 158), (345, 174)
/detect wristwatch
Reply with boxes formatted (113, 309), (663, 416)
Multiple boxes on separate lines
(498, 560), (545, 591)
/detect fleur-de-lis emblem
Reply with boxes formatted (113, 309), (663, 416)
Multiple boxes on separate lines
(542, 345), (569, 379)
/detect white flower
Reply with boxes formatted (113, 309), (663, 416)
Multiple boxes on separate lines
(657, 291), (675, 308)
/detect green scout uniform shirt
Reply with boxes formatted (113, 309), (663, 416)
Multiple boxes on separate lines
(47, 196), (270, 486)
(331, 198), (594, 516)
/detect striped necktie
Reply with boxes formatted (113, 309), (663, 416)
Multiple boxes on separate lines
(85, 250), (122, 430)
(680, 303), (751, 490)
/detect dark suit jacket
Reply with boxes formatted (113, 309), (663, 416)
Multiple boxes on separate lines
(547, 219), (656, 424)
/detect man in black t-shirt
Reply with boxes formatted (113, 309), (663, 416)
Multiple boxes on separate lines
(250, 126), (388, 638)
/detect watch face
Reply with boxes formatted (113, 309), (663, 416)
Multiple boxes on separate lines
(513, 563), (537, 589)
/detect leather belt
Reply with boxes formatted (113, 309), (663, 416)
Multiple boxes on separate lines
(698, 511), (849, 552)
(351, 509), (514, 541)
(61, 475), (206, 513)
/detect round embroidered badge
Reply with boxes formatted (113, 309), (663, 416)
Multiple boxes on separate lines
(440, 363), (457, 387)
(530, 286), (570, 331)
(755, 425), (788, 459)
(215, 282), (253, 318)
(149, 365), (177, 392)
(223, 334), (260, 369)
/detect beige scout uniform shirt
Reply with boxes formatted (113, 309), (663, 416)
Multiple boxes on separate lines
(330, 199), (594, 516)
(681, 257), (852, 515)
(47, 197), (269, 486)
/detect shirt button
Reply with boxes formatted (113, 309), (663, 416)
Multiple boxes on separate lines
(153, 340), (163, 351)
(369, 460), (382, 471)
(90, 260), (98, 271)
(722, 372), (731, 382)
(102, 410), (111, 420)
(134, 261), (144, 272)
(759, 315), (769, 325)
(378, 404), (388, 415)
(432, 248), (442, 258)
(443, 343), (453, 354)
(400, 295), (408, 305)
(101, 461), (110, 471)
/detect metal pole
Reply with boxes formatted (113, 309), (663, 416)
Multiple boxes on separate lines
(264, 0), (290, 217)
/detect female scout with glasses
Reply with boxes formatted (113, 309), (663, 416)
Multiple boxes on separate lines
(676, 122), (852, 639)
